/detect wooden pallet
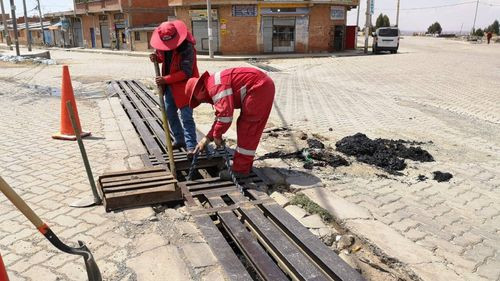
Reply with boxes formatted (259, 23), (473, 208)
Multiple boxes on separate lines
(97, 167), (181, 212)
(181, 180), (364, 281)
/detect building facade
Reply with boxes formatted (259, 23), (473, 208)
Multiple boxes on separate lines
(74, 0), (173, 50)
(169, 0), (359, 54)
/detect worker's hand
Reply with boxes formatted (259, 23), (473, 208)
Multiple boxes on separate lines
(149, 53), (157, 63)
(155, 76), (167, 86)
(193, 137), (211, 155)
(214, 137), (223, 148)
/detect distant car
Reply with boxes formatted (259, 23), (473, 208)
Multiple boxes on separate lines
(373, 27), (400, 54)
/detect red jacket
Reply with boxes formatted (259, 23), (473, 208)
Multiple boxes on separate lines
(204, 67), (270, 139)
(156, 41), (199, 108)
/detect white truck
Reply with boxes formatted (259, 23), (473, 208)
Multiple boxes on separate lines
(373, 27), (400, 54)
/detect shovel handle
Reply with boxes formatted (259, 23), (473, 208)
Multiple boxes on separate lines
(0, 176), (45, 230)
(154, 61), (177, 178)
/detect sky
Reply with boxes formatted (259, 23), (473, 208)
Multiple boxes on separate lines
(2, 0), (499, 32)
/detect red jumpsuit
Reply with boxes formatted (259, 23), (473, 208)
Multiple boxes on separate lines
(205, 67), (275, 174)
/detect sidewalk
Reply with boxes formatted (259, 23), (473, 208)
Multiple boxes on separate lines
(0, 43), (366, 61)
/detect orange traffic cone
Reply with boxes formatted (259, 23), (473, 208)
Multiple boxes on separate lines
(0, 252), (9, 281)
(52, 65), (91, 140)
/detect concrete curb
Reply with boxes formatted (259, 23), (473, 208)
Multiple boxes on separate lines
(0, 43), (368, 61)
(300, 187), (463, 281)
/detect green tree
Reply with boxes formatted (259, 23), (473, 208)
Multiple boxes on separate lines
(427, 22), (442, 34)
(474, 28), (484, 37)
(375, 14), (391, 29)
(383, 15), (391, 27)
(489, 20), (499, 35)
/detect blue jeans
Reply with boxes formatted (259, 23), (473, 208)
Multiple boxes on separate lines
(164, 87), (197, 150)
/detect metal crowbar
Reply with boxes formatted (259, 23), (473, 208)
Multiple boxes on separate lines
(0, 176), (102, 281)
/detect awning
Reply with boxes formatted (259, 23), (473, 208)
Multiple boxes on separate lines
(48, 22), (62, 30)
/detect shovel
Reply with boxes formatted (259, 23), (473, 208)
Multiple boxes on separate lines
(0, 176), (102, 281)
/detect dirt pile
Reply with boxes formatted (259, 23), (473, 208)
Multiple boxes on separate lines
(259, 138), (349, 170)
(433, 171), (453, 182)
(335, 133), (434, 174)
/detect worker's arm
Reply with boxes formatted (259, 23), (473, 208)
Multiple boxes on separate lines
(162, 43), (195, 84)
(154, 50), (165, 63)
(206, 86), (235, 140)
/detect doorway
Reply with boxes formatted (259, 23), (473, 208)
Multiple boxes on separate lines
(192, 20), (219, 53)
(100, 23), (110, 48)
(263, 17), (296, 53)
(333, 25), (344, 51)
(90, 28), (96, 48)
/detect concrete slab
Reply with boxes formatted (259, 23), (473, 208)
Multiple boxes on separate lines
(127, 245), (190, 281)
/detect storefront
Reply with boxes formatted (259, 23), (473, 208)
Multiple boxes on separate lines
(171, 1), (358, 55)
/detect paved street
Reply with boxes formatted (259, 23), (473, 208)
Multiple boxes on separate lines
(263, 37), (500, 281)
(0, 36), (498, 281)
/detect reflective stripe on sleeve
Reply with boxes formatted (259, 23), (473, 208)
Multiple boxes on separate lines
(240, 85), (247, 102)
(216, 116), (233, 123)
(236, 146), (256, 156)
(214, 71), (221, 85)
(212, 88), (233, 103)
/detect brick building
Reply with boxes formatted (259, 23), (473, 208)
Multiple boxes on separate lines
(169, 0), (359, 54)
(72, 0), (173, 50)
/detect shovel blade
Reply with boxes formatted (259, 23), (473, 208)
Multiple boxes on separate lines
(78, 241), (102, 281)
(70, 196), (99, 208)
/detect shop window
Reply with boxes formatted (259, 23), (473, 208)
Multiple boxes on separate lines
(232, 5), (257, 17)
(99, 15), (108, 21)
(134, 32), (140, 41)
(114, 13), (124, 20)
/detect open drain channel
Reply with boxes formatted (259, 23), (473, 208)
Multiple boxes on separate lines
(108, 80), (364, 281)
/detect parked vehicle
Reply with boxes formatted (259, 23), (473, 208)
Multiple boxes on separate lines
(373, 27), (400, 54)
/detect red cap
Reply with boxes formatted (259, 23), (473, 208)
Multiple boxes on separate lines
(186, 71), (210, 108)
(150, 20), (188, 51)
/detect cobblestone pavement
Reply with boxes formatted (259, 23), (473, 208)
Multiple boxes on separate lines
(263, 37), (500, 281)
(1, 37), (499, 281)
(0, 60), (232, 279)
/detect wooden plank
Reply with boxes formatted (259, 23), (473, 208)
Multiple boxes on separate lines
(113, 82), (166, 165)
(125, 81), (169, 150)
(102, 174), (174, 187)
(103, 185), (182, 212)
(193, 214), (253, 281)
(190, 186), (238, 197)
(103, 179), (178, 193)
(248, 192), (365, 281)
(100, 170), (171, 184)
(187, 181), (235, 191)
(228, 193), (329, 281)
(208, 197), (289, 281)
(113, 83), (161, 153)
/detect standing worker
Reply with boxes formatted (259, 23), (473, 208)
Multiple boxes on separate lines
(487, 31), (493, 44)
(150, 20), (199, 156)
(185, 67), (275, 178)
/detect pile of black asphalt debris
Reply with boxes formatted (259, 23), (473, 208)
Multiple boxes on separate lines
(260, 130), (453, 182)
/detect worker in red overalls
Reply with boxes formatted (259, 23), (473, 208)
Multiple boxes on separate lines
(185, 67), (275, 177)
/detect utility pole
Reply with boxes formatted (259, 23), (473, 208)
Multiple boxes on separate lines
(1, 0), (12, 48)
(36, 0), (45, 45)
(472, 0), (479, 34)
(364, 0), (371, 53)
(356, 4), (360, 48)
(206, 0), (213, 58)
(396, 0), (400, 27)
(9, 0), (19, 55)
(22, 0), (31, 51)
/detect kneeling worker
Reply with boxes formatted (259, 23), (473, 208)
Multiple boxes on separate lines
(185, 67), (275, 177)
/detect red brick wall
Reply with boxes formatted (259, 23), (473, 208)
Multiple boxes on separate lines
(218, 6), (259, 54)
(308, 5), (346, 52)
